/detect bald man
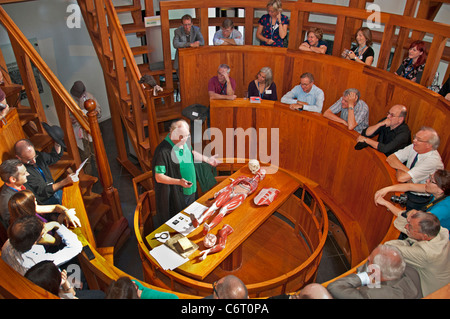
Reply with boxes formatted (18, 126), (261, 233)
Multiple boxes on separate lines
(356, 104), (411, 156)
(212, 275), (248, 299)
(151, 119), (218, 228)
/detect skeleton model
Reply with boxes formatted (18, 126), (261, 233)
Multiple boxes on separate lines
(189, 168), (266, 235)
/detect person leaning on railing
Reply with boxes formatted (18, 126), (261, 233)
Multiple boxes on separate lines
(256, 0), (289, 47)
(374, 169), (450, 235)
(342, 27), (375, 66)
(395, 40), (427, 83)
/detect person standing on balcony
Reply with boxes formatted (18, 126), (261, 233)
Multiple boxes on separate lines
(256, 0), (289, 47)
(213, 19), (244, 46)
(173, 14), (205, 71)
(70, 80), (101, 176)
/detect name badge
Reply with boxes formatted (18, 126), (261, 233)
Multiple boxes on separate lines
(265, 90), (272, 94)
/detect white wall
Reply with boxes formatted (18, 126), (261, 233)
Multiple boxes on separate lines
(0, 0), (110, 125)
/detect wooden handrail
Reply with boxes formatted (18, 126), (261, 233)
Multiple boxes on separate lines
(159, 0), (449, 90)
(0, 6), (90, 134)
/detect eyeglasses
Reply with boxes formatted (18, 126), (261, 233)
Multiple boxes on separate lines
(386, 112), (400, 118)
(180, 134), (190, 140)
(413, 135), (429, 143)
(212, 281), (220, 298)
(427, 174), (437, 184)
(25, 155), (38, 165)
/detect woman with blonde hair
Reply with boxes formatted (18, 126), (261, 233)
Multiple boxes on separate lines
(256, 0), (289, 47)
(247, 67), (277, 101)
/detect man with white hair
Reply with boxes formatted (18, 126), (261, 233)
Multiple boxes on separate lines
(386, 127), (444, 210)
(327, 244), (423, 299)
(151, 119), (218, 227)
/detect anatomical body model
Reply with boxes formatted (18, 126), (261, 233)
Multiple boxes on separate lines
(190, 169), (266, 235)
(199, 224), (234, 261)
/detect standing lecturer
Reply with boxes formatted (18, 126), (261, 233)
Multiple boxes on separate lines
(151, 119), (218, 228)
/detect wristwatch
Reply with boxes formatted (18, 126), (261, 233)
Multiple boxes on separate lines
(348, 107), (354, 110)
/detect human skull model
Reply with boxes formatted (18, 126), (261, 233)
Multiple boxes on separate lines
(248, 159), (260, 174)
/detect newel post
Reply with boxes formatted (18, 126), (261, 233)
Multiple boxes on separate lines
(84, 99), (123, 221)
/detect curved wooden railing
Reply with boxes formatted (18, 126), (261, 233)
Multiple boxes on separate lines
(179, 46), (450, 169)
(160, 0), (450, 92)
(0, 6), (89, 167)
(134, 165), (328, 297)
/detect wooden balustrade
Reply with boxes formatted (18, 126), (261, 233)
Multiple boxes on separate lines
(178, 46), (449, 169)
(160, 0), (450, 93)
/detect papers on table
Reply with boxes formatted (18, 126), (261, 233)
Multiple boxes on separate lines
(149, 244), (189, 270)
(149, 201), (208, 270)
(183, 201), (208, 220)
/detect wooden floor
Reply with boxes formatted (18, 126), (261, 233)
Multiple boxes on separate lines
(203, 212), (311, 285)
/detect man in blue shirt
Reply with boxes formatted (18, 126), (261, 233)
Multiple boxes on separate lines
(280, 73), (325, 113)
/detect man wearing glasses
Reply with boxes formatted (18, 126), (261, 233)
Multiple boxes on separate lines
(152, 119), (218, 228)
(386, 127), (444, 210)
(355, 104), (411, 156)
(173, 14), (204, 71)
(14, 139), (77, 205)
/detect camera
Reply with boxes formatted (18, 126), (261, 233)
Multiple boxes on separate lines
(391, 194), (408, 207)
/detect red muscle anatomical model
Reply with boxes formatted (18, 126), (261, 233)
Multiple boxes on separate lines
(199, 224), (234, 261)
(190, 169), (266, 235)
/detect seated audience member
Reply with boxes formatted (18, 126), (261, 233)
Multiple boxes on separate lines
(355, 104), (411, 156)
(438, 76), (450, 100)
(386, 127), (444, 210)
(280, 72), (324, 113)
(207, 275), (248, 299)
(8, 189), (81, 229)
(383, 210), (450, 297)
(106, 276), (178, 299)
(208, 64), (237, 100)
(256, 0), (289, 47)
(0, 159), (29, 227)
(327, 244), (422, 299)
(342, 27), (375, 65)
(395, 40), (427, 83)
(299, 27), (328, 54)
(173, 14), (205, 70)
(375, 169), (450, 234)
(247, 67), (277, 101)
(24, 260), (105, 299)
(213, 18), (243, 46)
(323, 88), (369, 133)
(1, 215), (82, 275)
(0, 87), (10, 123)
(14, 139), (77, 205)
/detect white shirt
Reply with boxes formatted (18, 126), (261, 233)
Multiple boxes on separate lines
(1, 224), (83, 275)
(394, 144), (444, 184)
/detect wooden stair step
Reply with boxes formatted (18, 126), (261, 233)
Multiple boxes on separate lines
(114, 4), (142, 13)
(95, 216), (131, 250)
(78, 173), (98, 197)
(49, 153), (75, 181)
(121, 22), (145, 34)
(83, 193), (110, 230)
(131, 45), (151, 56)
(28, 133), (53, 151)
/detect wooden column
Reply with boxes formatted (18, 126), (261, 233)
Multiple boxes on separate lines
(84, 99), (123, 222)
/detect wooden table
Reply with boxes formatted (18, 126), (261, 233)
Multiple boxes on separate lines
(146, 165), (300, 281)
